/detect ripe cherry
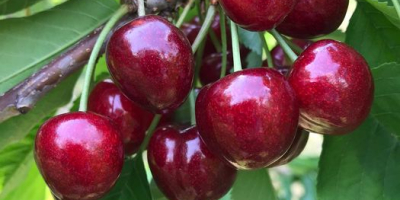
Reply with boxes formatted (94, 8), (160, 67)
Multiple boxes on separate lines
(106, 15), (194, 114)
(218, 0), (298, 31)
(271, 39), (311, 67)
(88, 80), (154, 155)
(277, 0), (349, 38)
(196, 68), (299, 169)
(148, 125), (237, 200)
(199, 51), (234, 85)
(288, 39), (374, 135)
(267, 129), (309, 167)
(34, 112), (124, 200)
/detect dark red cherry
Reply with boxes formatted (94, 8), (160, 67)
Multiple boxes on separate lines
(199, 51), (234, 85)
(271, 39), (312, 67)
(148, 125), (237, 200)
(267, 129), (309, 167)
(196, 68), (299, 169)
(106, 15), (194, 114)
(277, 0), (349, 38)
(88, 80), (154, 155)
(218, 0), (298, 31)
(288, 39), (374, 135)
(34, 112), (124, 200)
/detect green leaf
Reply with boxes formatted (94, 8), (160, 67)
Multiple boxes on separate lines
(345, 1), (400, 67)
(2, 163), (47, 200)
(0, 126), (37, 198)
(231, 169), (277, 200)
(101, 154), (152, 200)
(0, 0), (118, 94)
(365, 0), (400, 29)
(245, 51), (263, 69)
(317, 116), (400, 200)
(0, 0), (41, 15)
(370, 63), (400, 137)
(237, 27), (262, 56)
(0, 71), (80, 152)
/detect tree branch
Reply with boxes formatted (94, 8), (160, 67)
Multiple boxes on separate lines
(0, 0), (187, 123)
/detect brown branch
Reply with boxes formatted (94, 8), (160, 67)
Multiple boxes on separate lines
(0, 0), (187, 123)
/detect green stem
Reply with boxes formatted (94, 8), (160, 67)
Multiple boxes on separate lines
(138, 114), (161, 152)
(230, 21), (242, 72)
(137, 0), (146, 17)
(392, 0), (400, 19)
(176, 0), (195, 28)
(219, 8), (228, 78)
(283, 37), (303, 55)
(78, 5), (129, 112)
(269, 29), (297, 62)
(259, 32), (273, 68)
(194, 40), (206, 86)
(196, 0), (203, 22)
(208, 29), (222, 52)
(189, 89), (196, 125)
(192, 5), (216, 53)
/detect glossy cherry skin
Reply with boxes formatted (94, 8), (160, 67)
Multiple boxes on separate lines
(277, 0), (349, 38)
(288, 40), (374, 135)
(196, 68), (299, 169)
(148, 125), (237, 200)
(218, 0), (298, 31)
(199, 51), (234, 85)
(88, 80), (154, 155)
(271, 39), (311, 67)
(267, 129), (309, 167)
(34, 112), (124, 200)
(106, 15), (194, 114)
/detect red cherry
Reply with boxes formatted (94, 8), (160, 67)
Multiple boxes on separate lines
(88, 80), (154, 155)
(267, 129), (309, 167)
(218, 0), (298, 31)
(34, 112), (124, 200)
(288, 39), (374, 135)
(148, 125), (236, 200)
(196, 68), (299, 169)
(106, 15), (194, 114)
(277, 0), (349, 38)
(271, 39), (312, 67)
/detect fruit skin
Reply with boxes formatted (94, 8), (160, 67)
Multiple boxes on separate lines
(218, 0), (298, 31)
(88, 80), (154, 155)
(288, 39), (374, 135)
(34, 112), (124, 200)
(199, 51), (234, 85)
(106, 15), (194, 114)
(196, 68), (299, 169)
(148, 125), (237, 200)
(277, 0), (349, 38)
(267, 129), (309, 167)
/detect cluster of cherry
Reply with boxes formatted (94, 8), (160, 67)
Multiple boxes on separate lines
(34, 0), (374, 200)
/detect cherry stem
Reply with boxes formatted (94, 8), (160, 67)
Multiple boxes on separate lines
(137, 0), (146, 17)
(230, 21), (242, 72)
(269, 29), (297, 63)
(219, 7), (228, 78)
(176, 0), (195, 28)
(78, 5), (129, 112)
(192, 5), (216, 53)
(283, 37), (303, 54)
(392, 0), (400, 19)
(189, 89), (196, 125)
(195, 0), (203, 22)
(138, 114), (161, 152)
(259, 32), (273, 68)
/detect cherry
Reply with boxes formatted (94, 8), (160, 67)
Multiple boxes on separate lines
(267, 129), (309, 167)
(218, 0), (298, 31)
(276, 0), (349, 38)
(106, 15), (194, 114)
(88, 80), (154, 155)
(288, 39), (374, 135)
(271, 39), (311, 67)
(196, 68), (299, 169)
(199, 51), (234, 85)
(148, 125), (236, 200)
(34, 112), (124, 200)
